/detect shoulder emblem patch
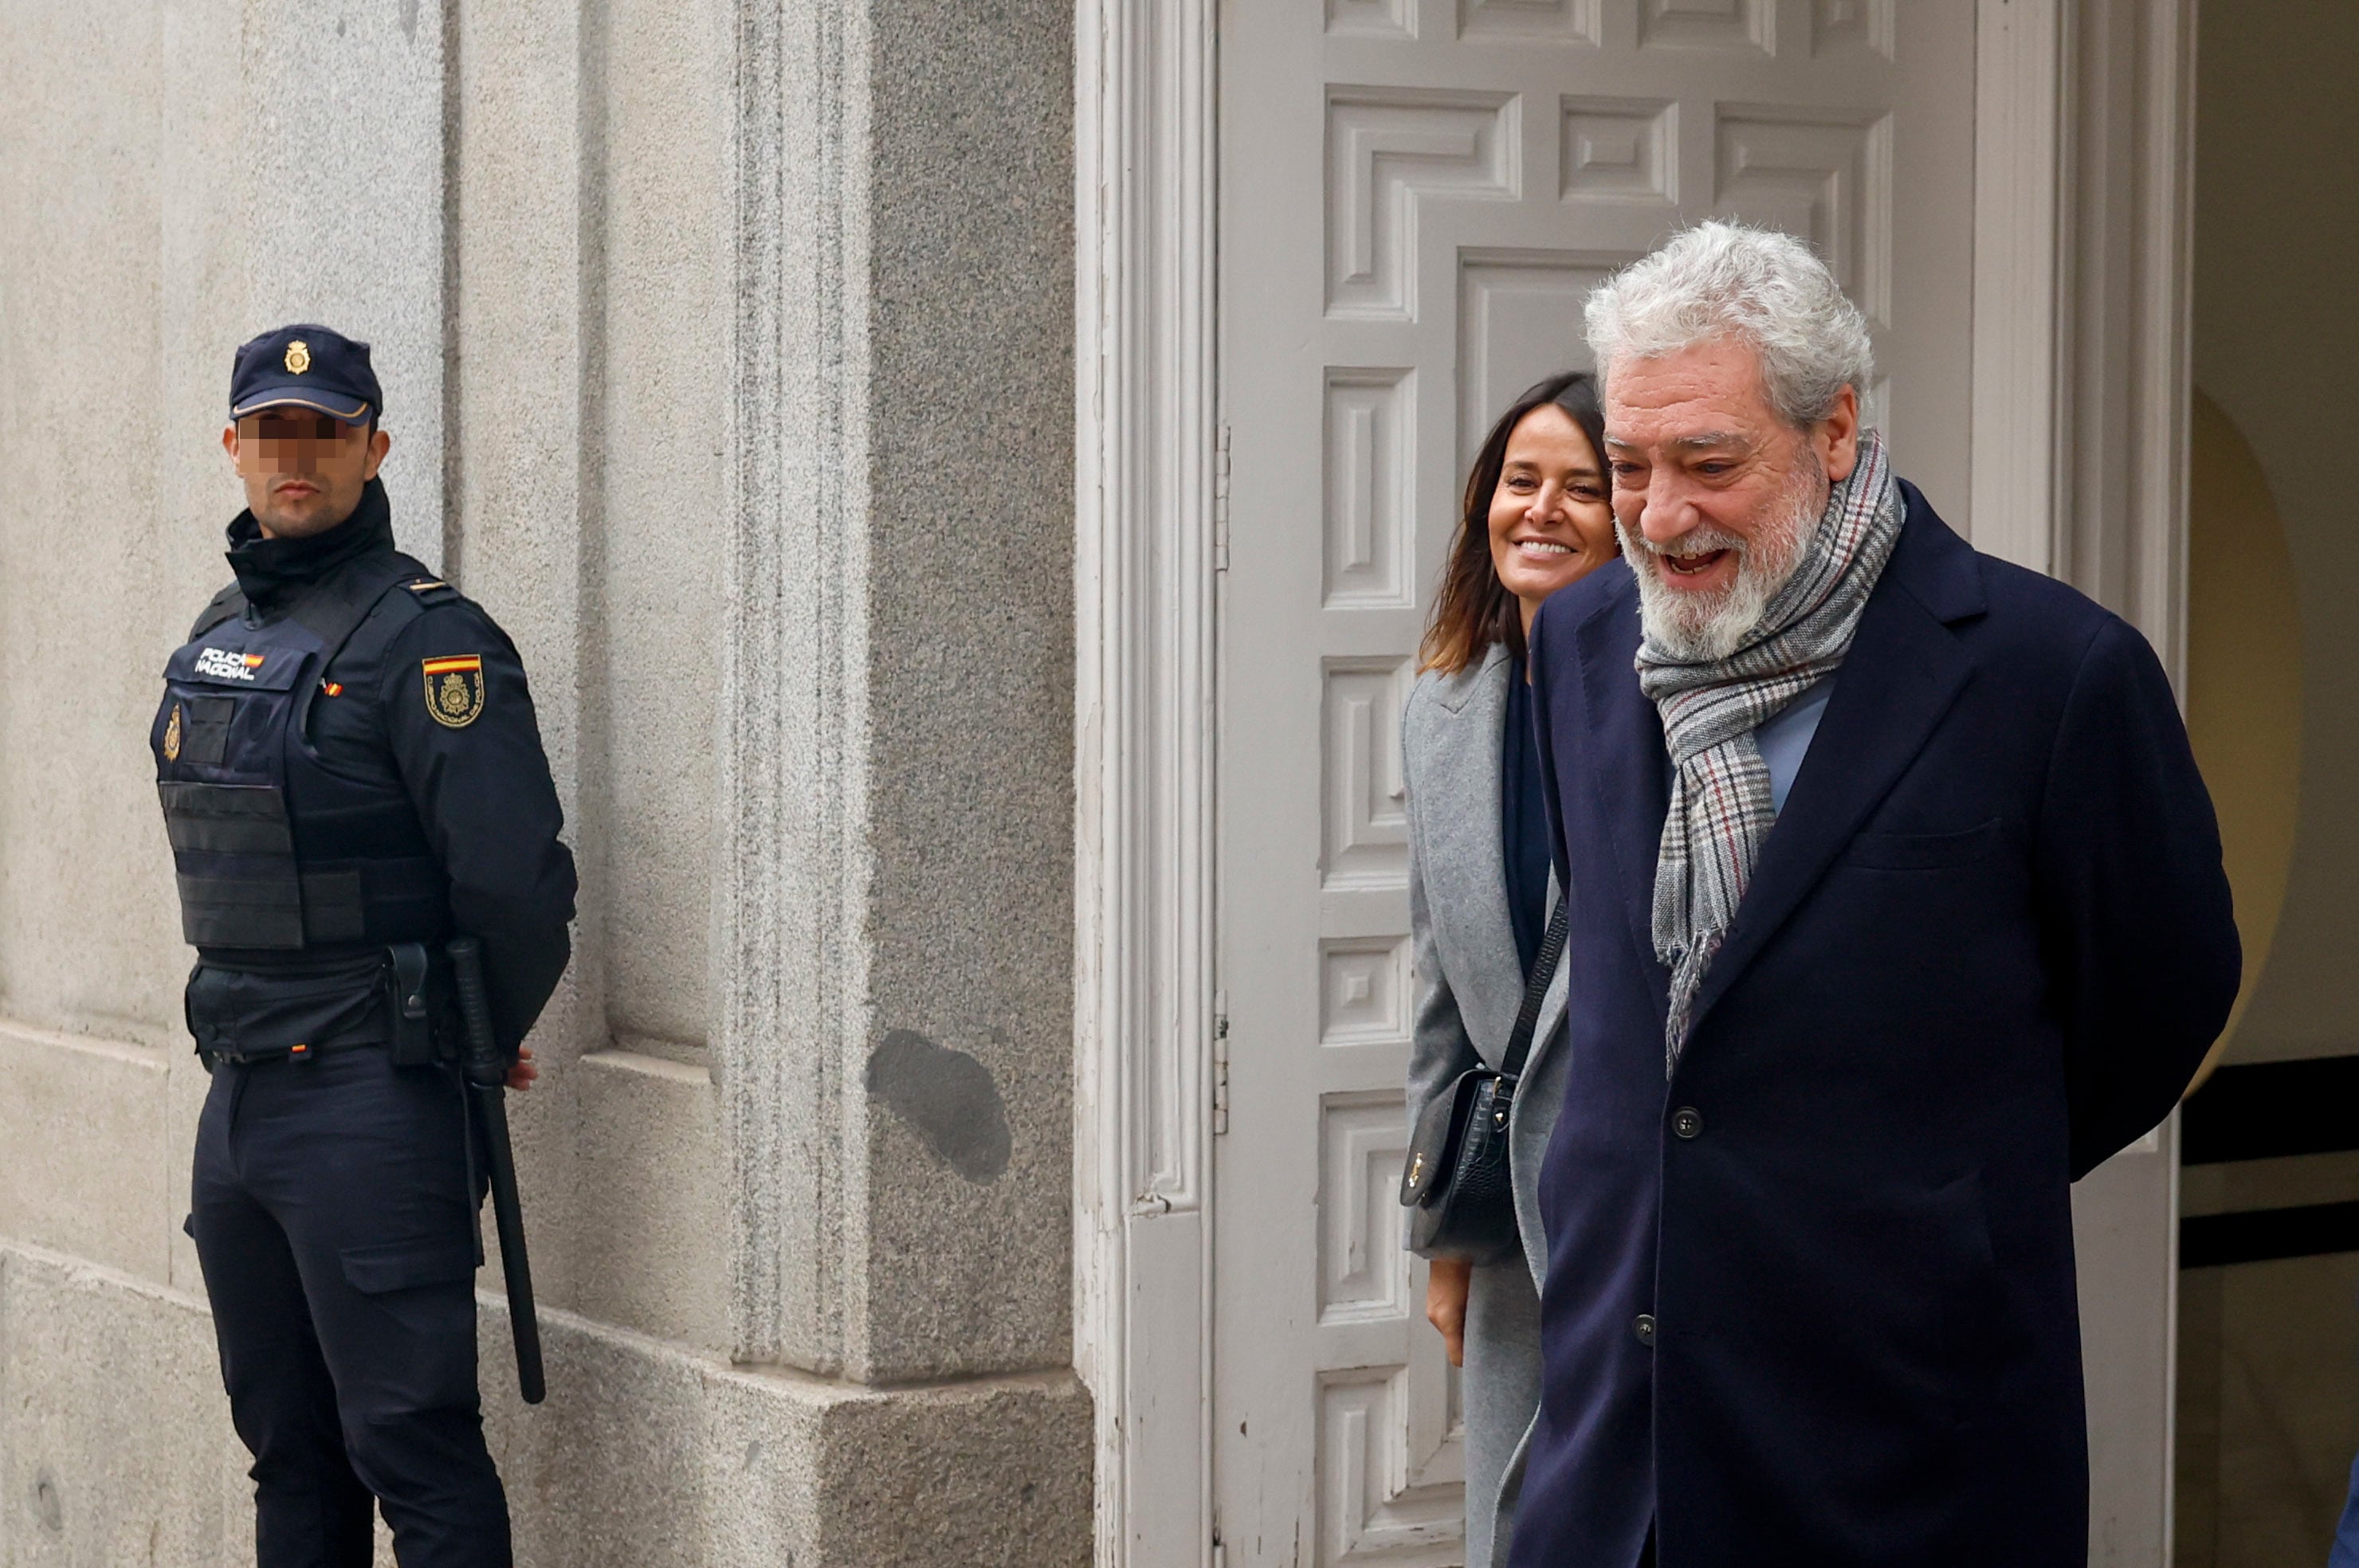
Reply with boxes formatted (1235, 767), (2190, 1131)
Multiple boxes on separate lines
(422, 655), (487, 729)
(163, 703), (183, 762)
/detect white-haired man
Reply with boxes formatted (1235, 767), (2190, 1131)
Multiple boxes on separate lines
(1512, 222), (2239, 1566)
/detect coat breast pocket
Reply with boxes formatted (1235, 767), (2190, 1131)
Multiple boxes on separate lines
(1842, 817), (2000, 871)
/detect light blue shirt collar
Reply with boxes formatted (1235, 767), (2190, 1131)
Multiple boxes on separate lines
(1756, 678), (1835, 816)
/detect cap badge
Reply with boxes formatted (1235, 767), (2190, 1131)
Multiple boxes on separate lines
(284, 339), (311, 374)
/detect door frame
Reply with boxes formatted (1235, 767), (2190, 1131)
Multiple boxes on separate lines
(1072, 2), (2196, 1563)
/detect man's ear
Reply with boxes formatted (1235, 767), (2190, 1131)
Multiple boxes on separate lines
(1816, 384), (1862, 484)
(361, 426), (392, 480)
(221, 423), (240, 467)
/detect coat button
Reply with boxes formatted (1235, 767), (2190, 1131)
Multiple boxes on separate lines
(1672, 1107), (1702, 1139)
(1634, 1313), (1656, 1347)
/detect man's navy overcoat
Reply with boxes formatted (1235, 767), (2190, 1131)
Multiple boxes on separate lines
(1509, 485), (2240, 1568)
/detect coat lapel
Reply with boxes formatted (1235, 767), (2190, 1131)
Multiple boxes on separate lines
(1686, 491), (1988, 1033)
(1572, 570), (1672, 1020)
(1417, 647), (1529, 1061)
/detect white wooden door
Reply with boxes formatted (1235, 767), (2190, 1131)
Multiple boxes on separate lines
(1212, 3), (1977, 1562)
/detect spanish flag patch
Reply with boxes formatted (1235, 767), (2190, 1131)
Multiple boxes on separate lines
(422, 655), (486, 729)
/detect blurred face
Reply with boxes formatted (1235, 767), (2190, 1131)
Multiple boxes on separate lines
(1486, 403), (1617, 639)
(220, 410), (390, 539)
(1603, 337), (1858, 661)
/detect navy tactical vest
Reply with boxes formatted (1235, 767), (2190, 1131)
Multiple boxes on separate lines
(152, 551), (450, 955)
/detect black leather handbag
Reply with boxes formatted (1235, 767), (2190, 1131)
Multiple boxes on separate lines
(1399, 900), (1568, 1264)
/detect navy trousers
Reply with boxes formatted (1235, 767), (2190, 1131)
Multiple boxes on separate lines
(191, 1045), (511, 1567)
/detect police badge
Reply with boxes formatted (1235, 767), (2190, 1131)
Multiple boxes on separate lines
(285, 339), (312, 374)
(163, 703), (183, 762)
(422, 656), (486, 728)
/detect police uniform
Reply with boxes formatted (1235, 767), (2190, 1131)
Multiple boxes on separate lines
(157, 326), (575, 1568)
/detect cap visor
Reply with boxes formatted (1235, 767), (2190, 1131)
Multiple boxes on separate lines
(231, 386), (372, 422)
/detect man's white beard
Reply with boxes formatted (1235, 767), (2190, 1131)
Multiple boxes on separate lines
(1622, 464), (1827, 663)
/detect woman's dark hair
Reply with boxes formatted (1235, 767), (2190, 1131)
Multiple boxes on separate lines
(1417, 370), (1609, 675)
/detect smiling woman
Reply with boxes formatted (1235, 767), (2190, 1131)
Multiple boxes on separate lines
(1404, 370), (1612, 1568)
(1419, 373), (1615, 676)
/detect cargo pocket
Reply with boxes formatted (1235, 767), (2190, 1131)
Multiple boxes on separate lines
(340, 1233), (481, 1342)
(340, 1235), (478, 1296)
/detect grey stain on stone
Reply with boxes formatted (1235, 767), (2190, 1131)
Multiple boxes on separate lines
(32, 1468), (62, 1533)
(865, 1029), (1011, 1182)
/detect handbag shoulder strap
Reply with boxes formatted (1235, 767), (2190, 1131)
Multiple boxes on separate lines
(1499, 897), (1568, 1080)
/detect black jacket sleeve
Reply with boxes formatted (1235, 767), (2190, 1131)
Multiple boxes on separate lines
(2035, 616), (2241, 1177)
(379, 598), (578, 1053)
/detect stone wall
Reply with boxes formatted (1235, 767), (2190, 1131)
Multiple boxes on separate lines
(0, 2), (1087, 1562)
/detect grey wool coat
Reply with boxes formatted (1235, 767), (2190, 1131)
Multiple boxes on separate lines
(1403, 644), (1572, 1568)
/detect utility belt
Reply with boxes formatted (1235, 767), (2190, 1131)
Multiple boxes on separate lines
(189, 942), (459, 1069)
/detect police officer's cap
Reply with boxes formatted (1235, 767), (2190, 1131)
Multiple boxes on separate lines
(230, 324), (382, 425)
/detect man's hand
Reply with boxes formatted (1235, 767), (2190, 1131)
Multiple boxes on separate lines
(1426, 1256), (1473, 1368)
(504, 1045), (538, 1092)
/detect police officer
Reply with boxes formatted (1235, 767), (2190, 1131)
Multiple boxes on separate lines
(155, 324), (575, 1567)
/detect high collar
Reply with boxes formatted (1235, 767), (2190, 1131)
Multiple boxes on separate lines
(225, 478), (396, 610)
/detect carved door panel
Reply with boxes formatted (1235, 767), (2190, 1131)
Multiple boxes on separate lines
(1214, 2), (1975, 1563)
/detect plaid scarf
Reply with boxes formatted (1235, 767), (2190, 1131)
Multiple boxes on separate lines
(1639, 429), (1902, 1068)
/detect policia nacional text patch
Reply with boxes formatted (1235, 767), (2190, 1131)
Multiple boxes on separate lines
(422, 656), (487, 728)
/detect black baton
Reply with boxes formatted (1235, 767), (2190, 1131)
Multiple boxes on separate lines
(447, 937), (546, 1405)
